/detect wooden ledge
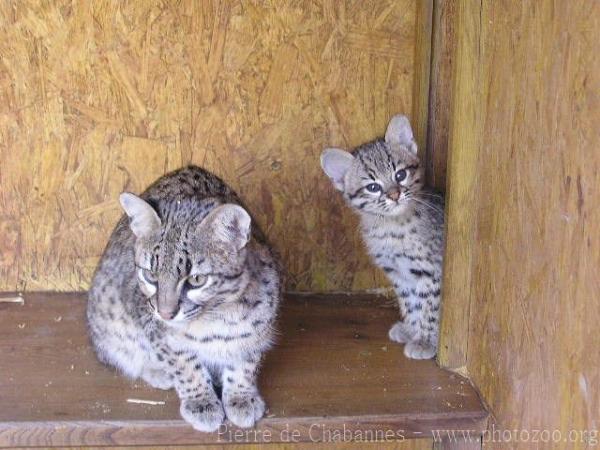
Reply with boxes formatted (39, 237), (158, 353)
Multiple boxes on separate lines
(0, 293), (487, 447)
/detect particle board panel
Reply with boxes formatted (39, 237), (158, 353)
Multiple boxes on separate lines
(0, 0), (428, 293)
(0, 292), (487, 447)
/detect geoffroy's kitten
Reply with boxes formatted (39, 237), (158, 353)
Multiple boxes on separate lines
(321, 115), (444, 359)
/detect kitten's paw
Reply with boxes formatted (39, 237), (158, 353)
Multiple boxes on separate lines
(180, 397), (225, 432)
(142, 368), (173, 390)
(404, 341), (437, 360)
(223, 391), (266, 428)
(388, 321), (414, 344)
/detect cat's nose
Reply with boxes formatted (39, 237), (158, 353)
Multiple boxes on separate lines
(158, 308), (178, 320)
(387, 188), (400, 201)
(157, 284), (180, 320)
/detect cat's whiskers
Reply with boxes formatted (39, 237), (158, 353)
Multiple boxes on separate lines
(406, 196), (444, 215)
(182, 304), (203, 320)
(415, 191), (442, 196)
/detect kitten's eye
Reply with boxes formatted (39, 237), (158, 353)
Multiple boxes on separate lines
(395, 169), (408, 183)
(365, 183), (383, 193)
(141, 268), (158, 284)
(186, 274), (208, 288)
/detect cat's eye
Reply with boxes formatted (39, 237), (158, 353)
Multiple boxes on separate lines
(365, 183), (383, 193)
(186, 274), (208, 288)
(395, 169), (408, 183)
(141, 268), (158, 284)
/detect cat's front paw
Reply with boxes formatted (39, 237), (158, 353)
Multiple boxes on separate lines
(180, 397), (225, 432)
(404, 341), (437, 359)
(388, 321), (414, 343)
(141, 367), (173, 390)
(223, 391), (266, 428)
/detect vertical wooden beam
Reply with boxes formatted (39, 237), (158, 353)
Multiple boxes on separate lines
(437, 0), (484, 370)
(412, 0), (434, 158)
(426, 0), (457, 191)
(448, 0), (600, 439)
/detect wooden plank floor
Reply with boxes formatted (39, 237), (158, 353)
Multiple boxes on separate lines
(0, 293), (487, 447)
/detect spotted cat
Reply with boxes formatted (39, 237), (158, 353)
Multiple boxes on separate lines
(87, 165), (281, 430)
(321, 115), (444, 359)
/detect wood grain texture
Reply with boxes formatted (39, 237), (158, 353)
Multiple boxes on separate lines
(437, 0), (482, 370)
(433, 438), (481, 450)
(0, 292), (486, 447)
(411, 0), (433, 157)
(439, 0), (600, 448)
(68, 441), (435, 450)
(425, 0), (455, 191)
(0, 0), (422, 292)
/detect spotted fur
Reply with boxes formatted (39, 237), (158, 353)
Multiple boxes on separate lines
(321, 115), (444, 359)
(87, 165), (281, 431)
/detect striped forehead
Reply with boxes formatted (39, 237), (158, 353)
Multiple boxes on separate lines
(354, 142), (398, 177)
(140, 198), (221, 273)
(145, 225), (187, 271)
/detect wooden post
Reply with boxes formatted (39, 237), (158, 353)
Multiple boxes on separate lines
(436, 0), (484, 370)
(412, 0), (434, 158)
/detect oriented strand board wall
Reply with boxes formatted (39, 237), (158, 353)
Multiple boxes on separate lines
(0, 0), (422, 292)
(440, 0), (600, 448)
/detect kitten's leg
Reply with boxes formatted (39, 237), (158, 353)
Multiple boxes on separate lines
(388, 321), (415, 343)
(402, 290), (438, 360)
(404, 340), (437, 359)
(388, 288), (415, 343)
(406, 293), (440, 360)
(166, 353), (224, 432)
(221, 358), (266, 428)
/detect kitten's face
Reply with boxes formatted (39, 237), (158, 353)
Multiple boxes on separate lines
(321, 115), (423, 217)
(341, 140), (423, 216)
(120, 195), (250, 323)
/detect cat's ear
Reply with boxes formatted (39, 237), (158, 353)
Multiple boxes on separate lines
(320, 148), (354, 191)
(201, 204), (251, 251)
(119, 193), (161, 239)
(385, 115), (418, 154)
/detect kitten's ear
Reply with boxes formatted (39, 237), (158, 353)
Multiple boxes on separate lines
(320, 148), (354, 191)
(201, 204), (251, 251)
(385, 115), (418, 154)
(119, 192), (161, 239)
